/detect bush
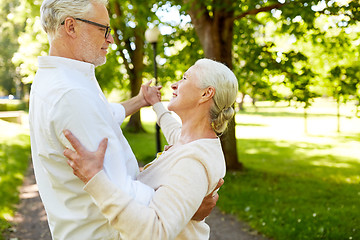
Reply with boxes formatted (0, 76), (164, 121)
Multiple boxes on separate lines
(0, 100), (27, 111)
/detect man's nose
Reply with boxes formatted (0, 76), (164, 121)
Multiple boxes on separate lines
(107, 34), (115, 44)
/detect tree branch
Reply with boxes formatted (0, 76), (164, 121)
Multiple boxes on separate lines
(183, 0), (211, 26)
(233, 3), (286, 21)
(109, 2), (133, 76)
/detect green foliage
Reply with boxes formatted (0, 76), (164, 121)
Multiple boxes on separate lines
(96, 49), (127, 95)
(122, 100), (360, 240)
(0, 100), (26, 111)
(98, 0), (160, 91)
(12, 0), (48, 85)
(122, 120), (167, 164)
(0, 0), (23, 95)
(217, 101), (360, 240)
(0, 121), (30, 238)
(160, 20), (203, 86)
(330, 65), (360, 103)
(3, 0), (360, 109)
(164, 0), (360, 108)
(0, 0), (47, 98)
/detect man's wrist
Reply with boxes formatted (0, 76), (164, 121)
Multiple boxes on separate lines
(138, 94), (150, 107)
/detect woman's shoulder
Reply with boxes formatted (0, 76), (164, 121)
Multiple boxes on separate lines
(179, 138), (226, 190)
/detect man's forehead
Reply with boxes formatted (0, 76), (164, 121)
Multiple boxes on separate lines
(91, 2), (110, 22)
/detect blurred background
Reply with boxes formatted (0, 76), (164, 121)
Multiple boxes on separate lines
(0, 0), (359, 239)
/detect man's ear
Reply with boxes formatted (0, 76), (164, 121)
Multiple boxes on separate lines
(63, 18), (77, 38)
(200, 86), (215, 103)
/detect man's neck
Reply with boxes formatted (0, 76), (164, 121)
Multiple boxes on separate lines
(49, 38), (76, 60)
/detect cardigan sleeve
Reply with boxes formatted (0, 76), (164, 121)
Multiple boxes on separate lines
(152, 102), (181, 145)
(84, 156), (208, 240)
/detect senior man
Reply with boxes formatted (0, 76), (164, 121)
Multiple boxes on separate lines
(30, 0), (220, 239)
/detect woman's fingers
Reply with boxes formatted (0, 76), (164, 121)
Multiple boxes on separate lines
(210, 178), (224, 196)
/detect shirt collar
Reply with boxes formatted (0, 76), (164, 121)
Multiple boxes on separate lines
(38, 56), (95, 75)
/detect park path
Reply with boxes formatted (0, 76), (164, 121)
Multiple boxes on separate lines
(6, 163), (269, 240)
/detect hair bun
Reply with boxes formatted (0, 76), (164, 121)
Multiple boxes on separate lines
(222, 107), (234, 121)
(212, 106), (235, 135)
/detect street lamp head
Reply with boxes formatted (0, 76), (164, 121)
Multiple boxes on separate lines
(145, 26), (161, 43)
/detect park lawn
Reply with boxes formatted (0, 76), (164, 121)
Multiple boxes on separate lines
(1, 99), (358, 240)
(0, 119), (31, 238)
(125, 99), (360, 240)
(224, 100), (360, 240)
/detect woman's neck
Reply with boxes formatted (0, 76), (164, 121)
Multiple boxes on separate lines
(177, 112), (217, 146)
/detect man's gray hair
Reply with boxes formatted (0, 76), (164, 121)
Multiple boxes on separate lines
(40, 0), (108, 40)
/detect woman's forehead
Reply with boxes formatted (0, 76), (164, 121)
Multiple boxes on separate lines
(185, 65), (199, 76)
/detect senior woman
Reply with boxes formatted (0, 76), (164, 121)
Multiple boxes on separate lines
(63, 58), (238, 239)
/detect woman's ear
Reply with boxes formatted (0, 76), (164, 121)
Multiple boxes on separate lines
(200, 86), (215, 103)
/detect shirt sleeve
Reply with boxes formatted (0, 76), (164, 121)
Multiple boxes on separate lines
(152, 102), (181, 145)
(109, 103), (126, 125)
(84, 157), (209, 240)
(51, 89), (154, 205)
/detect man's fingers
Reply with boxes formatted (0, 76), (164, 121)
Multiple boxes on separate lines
(63, 130), (84, 153)
(96, 138), (108, 159)
(145, 79), (153, 86)
(67, 159), (75, 168)
(63, 147), (77, 161)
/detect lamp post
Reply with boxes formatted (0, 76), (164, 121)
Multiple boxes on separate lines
(145, 26), (161, 153)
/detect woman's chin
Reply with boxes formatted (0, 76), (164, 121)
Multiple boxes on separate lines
(167, 103), (174, 111)
(167, 99), (175, 111)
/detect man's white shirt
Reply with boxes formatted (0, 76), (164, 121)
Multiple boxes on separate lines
(29, 56), (154, 240)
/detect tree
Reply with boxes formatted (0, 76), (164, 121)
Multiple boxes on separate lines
(0, 0), (24, 96)
(99, 0), (160, 132)
(162, 0), (360, 170)
(9, 0), (48, 99)
(330, 65), (360, 132)
(299, 15), (360, 131)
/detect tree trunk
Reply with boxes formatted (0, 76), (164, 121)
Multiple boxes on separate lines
(110, 2), (146, 133)
(125, 70), (145, 132)
(186, 1), (243, 170)
(337, 98), (341, 133)
(125, 75), (145, 133)
(304, 107), (308, 134)
(125, 28), (146, 133)
(238, 93), (245, 111)
(126, 76), (145, 132)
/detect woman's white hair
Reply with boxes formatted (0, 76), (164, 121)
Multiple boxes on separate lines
(194, 58), (238, 135)
(40, 0), (108, 40)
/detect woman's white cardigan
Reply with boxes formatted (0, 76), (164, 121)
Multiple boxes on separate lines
(84, 102), (226, 240)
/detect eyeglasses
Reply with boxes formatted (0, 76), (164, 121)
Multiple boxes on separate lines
(61, 18), (112, 39)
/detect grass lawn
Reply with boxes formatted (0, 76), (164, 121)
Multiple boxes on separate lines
(125, 98), (360, 240)
(0, 119), (31, 238)
(226, 99), (360, 239)
(0, 98), (358, 240)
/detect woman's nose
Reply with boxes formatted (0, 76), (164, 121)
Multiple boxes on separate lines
(171, 82), (178, 90)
